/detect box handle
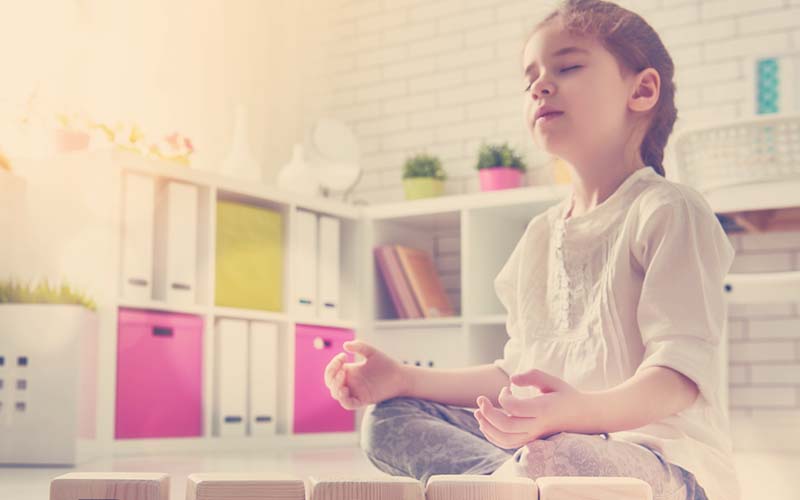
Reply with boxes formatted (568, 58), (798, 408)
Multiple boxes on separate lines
(153, 327), (174, 337)
(128, 277), (149, 287)
(313, 337), (332, 350)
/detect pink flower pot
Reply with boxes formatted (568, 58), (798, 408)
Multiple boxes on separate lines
(479, 167), (524, 191)
(53, 129), (90, 153)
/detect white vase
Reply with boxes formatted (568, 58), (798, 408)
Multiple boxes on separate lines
(220, 105), (263, 181)
(276, 143), (320, 197)
(0, 304), (98, 465)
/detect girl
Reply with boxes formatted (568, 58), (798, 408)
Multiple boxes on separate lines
(323, 1), (740, 499)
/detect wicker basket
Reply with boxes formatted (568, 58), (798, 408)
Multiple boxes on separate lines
(672, 112), (800, 193)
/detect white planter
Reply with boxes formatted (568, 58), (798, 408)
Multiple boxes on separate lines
(0, 304), (98, 465)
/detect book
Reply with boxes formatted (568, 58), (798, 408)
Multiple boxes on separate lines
(374, 246), (423, 319)
(374, 246), (405, 318)
(394, 245), (455, 318)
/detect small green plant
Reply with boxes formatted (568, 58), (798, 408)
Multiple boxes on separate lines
(402, 153), (446, 180)
(0, 278), (97, 311)
(475, 142), (527, 172)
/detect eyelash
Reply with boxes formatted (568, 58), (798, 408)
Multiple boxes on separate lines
(524, 65), (583, 92)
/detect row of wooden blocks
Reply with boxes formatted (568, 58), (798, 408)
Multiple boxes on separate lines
(51, 472), (653, 499)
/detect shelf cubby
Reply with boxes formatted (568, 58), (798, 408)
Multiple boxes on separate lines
(462, 202), (544, 318)
(367, 210), (462, 322)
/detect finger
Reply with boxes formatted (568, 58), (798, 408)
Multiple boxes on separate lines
(340, 395), (362, 410)
(511, 369), (565, 393)
(475, 407), (525, 447)
(474, 409), (527, 450)
(328, 369), (345, 396)
(498, 386), (518, 410)
(473, 409), (503, 448)
(499, 389), (546, 418)
(324, 353), (347, 386)
(343, 340), (375, 360)
(478, 397), (531, 434)
(327, 367), (344, 397)
(334, 368), (346, 387)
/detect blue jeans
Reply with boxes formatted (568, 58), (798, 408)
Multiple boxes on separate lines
(360, 397), (708, 500)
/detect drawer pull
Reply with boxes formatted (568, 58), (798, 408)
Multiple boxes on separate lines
(313, 337), (332, 350)
(171, 282), (191, 291)
(128, 278), (148, 287)
(152, 327), (173, 337)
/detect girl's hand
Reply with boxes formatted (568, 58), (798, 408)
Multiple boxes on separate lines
(323, 340), (408, 410)
(473, 368), (593, 449)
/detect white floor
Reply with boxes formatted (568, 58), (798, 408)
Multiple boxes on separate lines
(1, 446), (797, 499)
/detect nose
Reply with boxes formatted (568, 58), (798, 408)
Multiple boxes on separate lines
(531, 80), (555, 100)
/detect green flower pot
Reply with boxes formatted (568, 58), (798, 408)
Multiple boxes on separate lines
(403, 177), (444, 200)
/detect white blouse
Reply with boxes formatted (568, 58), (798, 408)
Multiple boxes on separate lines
(493, 166), (740, 500)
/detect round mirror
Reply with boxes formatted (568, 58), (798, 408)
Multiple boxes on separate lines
(305, 117), (362, 199)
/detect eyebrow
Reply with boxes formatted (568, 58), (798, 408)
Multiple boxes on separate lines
(524, 46), (590, 75)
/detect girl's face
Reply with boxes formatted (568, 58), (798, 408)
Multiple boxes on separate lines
(522, 19), (636, 164)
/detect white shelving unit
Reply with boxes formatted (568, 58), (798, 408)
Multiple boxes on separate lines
(40, 150), (366, 457)
(14, 150), (572, 458)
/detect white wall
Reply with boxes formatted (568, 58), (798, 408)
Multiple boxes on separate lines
(316, 0), (800, 444)
(0, 0), (339, 178)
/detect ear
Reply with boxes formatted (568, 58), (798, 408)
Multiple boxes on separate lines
(628, 67), (660, 113)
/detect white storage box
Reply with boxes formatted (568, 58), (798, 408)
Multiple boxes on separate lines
(0, 304), (98, 465)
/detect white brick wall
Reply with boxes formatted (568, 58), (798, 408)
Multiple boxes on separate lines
(313, 0), (800, 420)
(727, 231), (800, 418)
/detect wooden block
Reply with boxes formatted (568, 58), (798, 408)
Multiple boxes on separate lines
(50, 472), (169, 500)
(537, 476), (653, 500)
(308, 476), (424, 500)
(186, 473), (305, 500)
(426, 474), (538, 500)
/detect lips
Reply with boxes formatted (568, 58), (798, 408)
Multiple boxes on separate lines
(533, 104), (564, 123)
(535, 111), (564, 121)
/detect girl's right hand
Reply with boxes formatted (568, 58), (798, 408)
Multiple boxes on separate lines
(323, 340), (408, 410)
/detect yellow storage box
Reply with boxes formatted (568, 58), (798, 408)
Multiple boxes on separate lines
(215, 201), (283, 311)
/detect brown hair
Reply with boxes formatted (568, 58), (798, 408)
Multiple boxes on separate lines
(530, 0), (677, 177)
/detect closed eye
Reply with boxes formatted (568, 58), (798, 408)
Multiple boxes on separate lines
(523, 65), (583, 92)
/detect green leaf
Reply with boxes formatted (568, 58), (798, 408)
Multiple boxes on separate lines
(0, 277), (96, 311)
(403, 153), (447, 180)
(474, 142), (527, 172)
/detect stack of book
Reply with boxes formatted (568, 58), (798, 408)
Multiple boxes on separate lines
(374, 245), (455, 319)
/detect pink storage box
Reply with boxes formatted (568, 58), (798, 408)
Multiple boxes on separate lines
(294, 324), (355, 433)
(116, 308), (203, 439)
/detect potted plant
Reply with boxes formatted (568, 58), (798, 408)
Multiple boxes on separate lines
(475, 142), (527, 191)
(0, 278), (98, 465)
(402, 153), (446, 200)
(53, 112), (91, 153)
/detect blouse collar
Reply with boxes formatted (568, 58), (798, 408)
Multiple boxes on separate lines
(551, 166), (657, 242)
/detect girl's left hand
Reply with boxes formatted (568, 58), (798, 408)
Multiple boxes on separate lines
(473, 368), (593, 449)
